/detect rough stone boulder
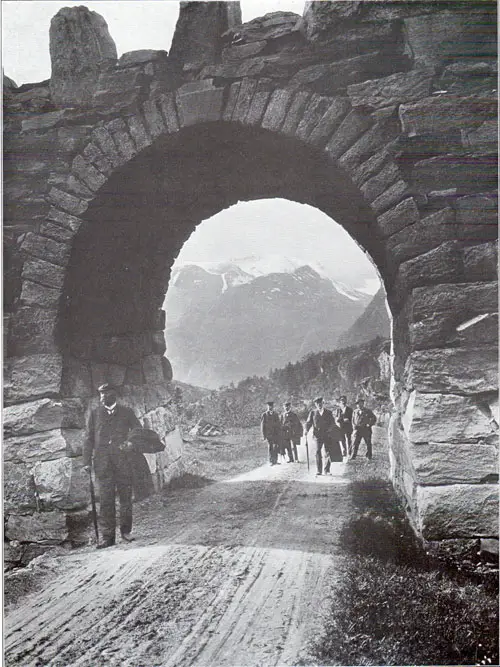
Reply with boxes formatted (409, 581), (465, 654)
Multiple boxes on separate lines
(49, 6), (117, 106)
(169, 2), (242, 69)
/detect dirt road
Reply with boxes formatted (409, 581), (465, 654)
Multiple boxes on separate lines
(5, 438), (367, 667)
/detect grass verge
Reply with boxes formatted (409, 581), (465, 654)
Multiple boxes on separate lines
(311, 477), (499, 666)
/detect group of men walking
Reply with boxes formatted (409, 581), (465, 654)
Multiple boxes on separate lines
(261, 395), (376, 475)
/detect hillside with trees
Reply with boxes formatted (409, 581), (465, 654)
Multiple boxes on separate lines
(177, 337), (391, 429)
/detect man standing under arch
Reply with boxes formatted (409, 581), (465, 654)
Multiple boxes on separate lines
(351, 398), (377, 460)
(82, 383), (142, 548)
(304, 397), (337, 475)
(261, 400), (282, 466)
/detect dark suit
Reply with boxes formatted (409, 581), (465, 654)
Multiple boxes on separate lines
(305, 407), (340, 473)
(281, 410), (302, 462)
(83, 404), (141, 542)
(261, 410), (282, 464)
(336, 405), (353, 457)
(351, 406), (377, 459)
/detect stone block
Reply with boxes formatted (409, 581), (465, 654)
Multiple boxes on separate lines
(404, 10), (496, 69)
(4, 354), (63, 404)
(260, 88), (294, 131)
(4, 429), (70, 463)
(32, 457), (88, 511)
(360, 161), (400, 203)
(20, 232), (71, 267)
(394, 241), (463, 297)
(71, 155), (107, 192)
(142, 405), (175, 440)
(406, 346), (498, 394)
(61, 357), (93, 398)
(158, 92), (180, 133)
(82, 142), (113, 176)
(416, 484), (498, 539)
(142, 99), (166, 139)
(325, 108), (373, 159)
(352, 145), (396, 187)
(411, 153), (497, 197)
(105, 118), (136, 162)
(7, 306), (58, 356)
(231, 78), (258, 123)
(386, 207), (456, 264)
(63, 429), (85, 458)
(20, 281), (61, 309)
(463, 242), (498, 282)
(162, 357), (173, 383)
(176, 86), (225, 126)
(126, 114), (152, 152)
(5, 511), (68, 544)
(281, 90), (312, 136)
(3, 397), (84, 436)
(338, 116), (400, 172)
(142, 355), (165, 385)
(348, 67), (435, 109)
(295, 94), (332, 141)
(399, 95), (497, 136)
(454, 193), (498, 242)
(306, 97), (351, 147)
(152, 332), (167, 355)
(461, 119), (497, 152)
(402, 391), (496, 444)
(377, 197), (420, 237)
(410, 442), (498, 485)
(222, 41), (267, 62)
(118, 49), (168, 67)
(223, 81), (242, 121)
(4, 462), (37, 512)
(125, 362), (144, 385)
(46, 188), (88, 217)
(371, 179), (409, 216)
(245, 88), (271, 126)
(21, 111), (67, 133)
(39, 221), (74, 244)
(91, 126), (123, 168)
(410, 282), (498, 349)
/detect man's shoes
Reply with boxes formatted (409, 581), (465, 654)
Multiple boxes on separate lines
(316, 472), (322, 476)
(97, 539), (115, 549)
(121, 533), (135, 542)
(287, 460), (294, 463)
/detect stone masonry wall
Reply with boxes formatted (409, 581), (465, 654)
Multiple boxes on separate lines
(3, 1), (498, 555)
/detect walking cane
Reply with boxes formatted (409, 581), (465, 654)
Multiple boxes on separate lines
(303, 433), (310, 472)
(88, 468), (99, 546)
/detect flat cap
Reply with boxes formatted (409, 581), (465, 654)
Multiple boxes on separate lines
(97, 383), (115, 393)
(266, 400), (274, 406)
(314, 396), (323, 403)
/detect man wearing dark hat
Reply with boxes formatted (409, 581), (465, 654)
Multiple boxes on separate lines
(281, 401), (302, 463)
(304, 397), (337, 475)
(82, 383), (142, 548)
(261, 401), (282, 466)
(335, 395), (353, 459)
(351, 398), (377, 460)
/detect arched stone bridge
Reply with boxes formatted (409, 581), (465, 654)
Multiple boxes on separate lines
(3, 1), (498, 556)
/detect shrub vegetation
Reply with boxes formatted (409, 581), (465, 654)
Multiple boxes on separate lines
(311, 477), (499, 666)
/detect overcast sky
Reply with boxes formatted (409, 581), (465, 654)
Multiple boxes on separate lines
(2, 1), (380, 295)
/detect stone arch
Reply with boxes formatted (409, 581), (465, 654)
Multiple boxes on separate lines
(4, 2), (498, 549)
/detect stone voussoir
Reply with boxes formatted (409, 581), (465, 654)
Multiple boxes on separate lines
(82, 142), (114, 175)
(260, 87), (294, 131)
(231, 78), (258, 123)
(126, 113), (153, 151)
(295, 94), (332, 142)
(71, 155), (107, 192)
(142, 98), (167, 138)
(377, 198), (421, 238)
(20, 232), (71, 268)
(281, 90), (312, 137)
(325, 108), (374, 160)
(157, 92), (180, 133)
(306, 96), (351, 148)
(47, 187), (88, 216)
(105, 118), (137, 162)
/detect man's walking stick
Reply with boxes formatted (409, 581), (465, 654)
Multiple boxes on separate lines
(88, 468), (99, 546)
(303, 433), (310, 472)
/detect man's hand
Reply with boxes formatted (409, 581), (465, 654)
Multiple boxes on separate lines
(81, 465), (91, 474)
(119, 440), (134, 451)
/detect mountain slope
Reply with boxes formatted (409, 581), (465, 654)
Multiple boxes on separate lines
(165, 263), (370, 388)
(337, 288), (391, 348)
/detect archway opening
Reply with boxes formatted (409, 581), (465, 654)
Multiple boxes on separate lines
(59, 121), (395, 404)
(164, 198), (386, 389)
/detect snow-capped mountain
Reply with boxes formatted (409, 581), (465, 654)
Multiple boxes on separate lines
(164, 260), (372, 388)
